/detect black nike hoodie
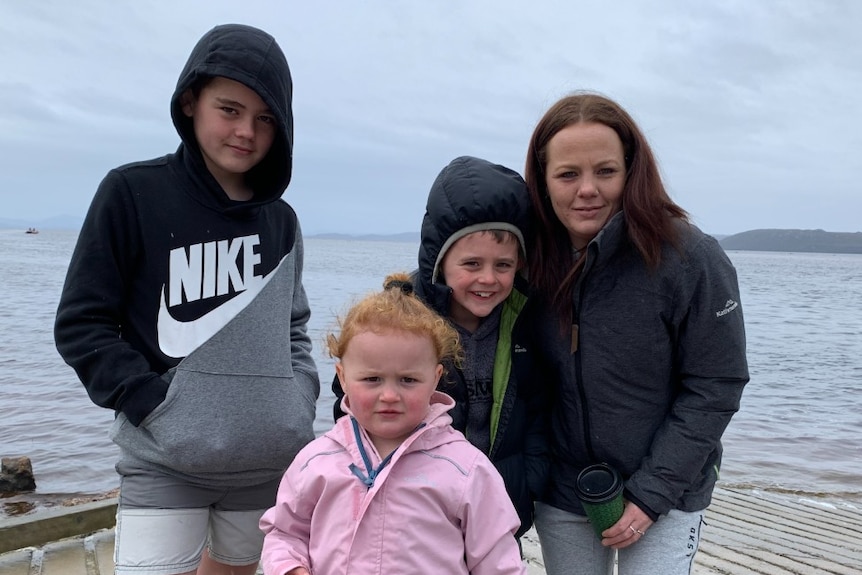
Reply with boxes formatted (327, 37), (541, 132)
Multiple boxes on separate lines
(54, 24), (319, 486)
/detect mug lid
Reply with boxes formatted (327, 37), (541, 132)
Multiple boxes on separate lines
(576, 463), (622, 500)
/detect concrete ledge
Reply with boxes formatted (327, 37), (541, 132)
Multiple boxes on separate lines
(0, 498), (117, 554)
(1, 488), (860, 574)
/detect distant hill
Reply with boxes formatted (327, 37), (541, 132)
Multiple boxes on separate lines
(720, 229), (862, 254)
(5, 220), (859, 255)
(309, 229), (862, 254)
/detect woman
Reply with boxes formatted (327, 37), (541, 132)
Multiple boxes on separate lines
(524, 92), (749, 574)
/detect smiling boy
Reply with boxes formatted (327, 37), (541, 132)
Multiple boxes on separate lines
(437, 229), (520, 332)
(415, 156), (550, 539)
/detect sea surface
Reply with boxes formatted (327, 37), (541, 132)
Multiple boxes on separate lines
(2, 229), (861, 518)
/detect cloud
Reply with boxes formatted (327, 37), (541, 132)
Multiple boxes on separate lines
(1, 0), (860, 234)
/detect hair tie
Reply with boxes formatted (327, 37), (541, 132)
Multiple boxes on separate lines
(384, 279), (414, 295)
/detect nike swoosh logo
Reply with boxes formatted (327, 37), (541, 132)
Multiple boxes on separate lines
(157, 259), (278, 358)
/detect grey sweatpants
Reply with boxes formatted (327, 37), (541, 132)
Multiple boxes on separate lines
(534, 501), (704, 575)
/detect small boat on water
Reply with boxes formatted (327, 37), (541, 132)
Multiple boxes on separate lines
(25, 228), (39, 234)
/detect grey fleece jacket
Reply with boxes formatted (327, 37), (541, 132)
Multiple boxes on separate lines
(538, 212), (749, 519)
(55, 24), (319, 487)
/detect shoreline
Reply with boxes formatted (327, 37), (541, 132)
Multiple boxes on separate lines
(2, 487), (861, 574)
(4, 480), (861, 523)
(0, 488), (119, 521)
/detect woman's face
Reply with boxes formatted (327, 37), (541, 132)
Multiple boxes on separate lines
(544, 122), (626, 249)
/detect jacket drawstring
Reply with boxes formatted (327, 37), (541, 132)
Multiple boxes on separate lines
(348, 417), (413, 488)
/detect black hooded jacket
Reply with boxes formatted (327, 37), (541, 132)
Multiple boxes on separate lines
(54, 23), (320, 481)
(333, 156), (549, 536)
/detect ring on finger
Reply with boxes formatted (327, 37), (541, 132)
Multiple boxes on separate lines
(629, 525), (645, 536)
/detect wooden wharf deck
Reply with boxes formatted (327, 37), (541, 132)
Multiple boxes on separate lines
(1, 487), (859, 574)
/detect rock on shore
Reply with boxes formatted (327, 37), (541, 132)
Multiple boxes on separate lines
(0, 457), (36, 493)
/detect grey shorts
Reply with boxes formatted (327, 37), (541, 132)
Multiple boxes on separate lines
(118, 466), (280, 510)
(114, 467), (281, 575)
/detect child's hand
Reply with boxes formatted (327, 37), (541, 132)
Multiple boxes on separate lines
(286, 568), (310, 575)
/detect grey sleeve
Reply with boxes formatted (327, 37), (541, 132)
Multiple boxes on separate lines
(288, 224), (321, 401)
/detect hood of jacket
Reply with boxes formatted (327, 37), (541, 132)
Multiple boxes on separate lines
(416, 156), (531, 315)
(331, 391), (461, 459)
(262, 389), (525, 574)
(170, 23), (293, 213)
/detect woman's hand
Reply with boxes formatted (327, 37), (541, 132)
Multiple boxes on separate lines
(600, 500), (654, 549)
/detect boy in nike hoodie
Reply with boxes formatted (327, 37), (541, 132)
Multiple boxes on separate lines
(54, 24), (319, 575)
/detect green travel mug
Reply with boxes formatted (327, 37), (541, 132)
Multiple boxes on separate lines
(575, 463), (625, 538)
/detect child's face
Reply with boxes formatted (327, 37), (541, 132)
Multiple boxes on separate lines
(440, 231), (520, 332)
(336, 329), (443, 456)
(182, 77), (277, 197)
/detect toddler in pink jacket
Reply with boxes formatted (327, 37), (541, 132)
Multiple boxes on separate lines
(260, 273), (525, 574)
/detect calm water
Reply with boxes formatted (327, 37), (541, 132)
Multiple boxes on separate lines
(1, 229), (861, 517)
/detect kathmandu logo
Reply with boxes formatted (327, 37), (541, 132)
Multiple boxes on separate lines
(403, 473), (437, 487)
(715, 299), (739, 318)
(157, 234), (273, 358)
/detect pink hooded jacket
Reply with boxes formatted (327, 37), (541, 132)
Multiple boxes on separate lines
(260, 391), (525, 575)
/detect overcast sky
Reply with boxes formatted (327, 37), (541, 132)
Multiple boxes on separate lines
(2, 1), (860, 235)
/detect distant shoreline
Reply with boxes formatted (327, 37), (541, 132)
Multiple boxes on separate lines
(4, 224), (862, 255)
(309, 229), (862, 255)
(307, 232), (420, 243)
(718, 228), (862, 255)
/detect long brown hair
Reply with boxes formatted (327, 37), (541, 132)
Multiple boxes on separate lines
(524, 92), (688, 315)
